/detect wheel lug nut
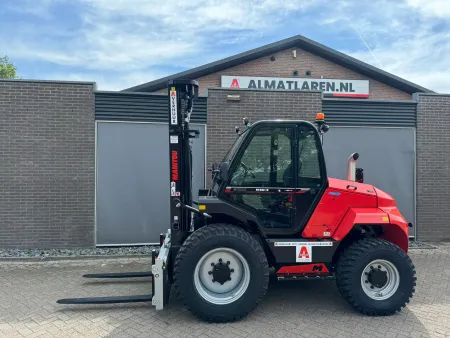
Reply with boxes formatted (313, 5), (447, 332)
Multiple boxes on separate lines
(219, 258), (223, 263)
(370, 266), (374, 270)
(211, 263), (215, 266)
(378, 265), (381, 269)
(365, 280), (369, 283)
(208, 271), (212, 275)
(370, 286), (374, 289)
(212, 279), (215, 283)
(227, 261), (230, 265)
(228, 277), (232, 281)
(230, 269), (234, 273)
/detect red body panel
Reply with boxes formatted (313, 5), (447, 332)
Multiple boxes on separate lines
(302, 178), (410, 253)
(375, 187), (410, 253)
(277, 263), (329, 275)
(332, 208), (389, 241)
(302, 178), (377, 238)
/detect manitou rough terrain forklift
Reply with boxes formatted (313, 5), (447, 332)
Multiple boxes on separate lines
(58, 80), (416, 322)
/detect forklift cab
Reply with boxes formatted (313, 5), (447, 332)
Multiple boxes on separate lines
(204, 120), (328, 236)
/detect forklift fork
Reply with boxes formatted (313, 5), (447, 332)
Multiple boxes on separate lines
(56, 230), (172, 310)
(82, 271), (153, 279)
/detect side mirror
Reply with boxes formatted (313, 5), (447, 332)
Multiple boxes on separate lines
(321, 124), (330, 133)
(210, 163), (221, 180)
(219, 162), (229, 183)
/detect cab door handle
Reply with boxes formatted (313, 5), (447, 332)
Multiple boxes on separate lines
(346, 185), (357, 190)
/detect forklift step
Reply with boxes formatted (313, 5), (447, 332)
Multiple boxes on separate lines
(82, 271), (153, 279)
(56, 295), (153, 305)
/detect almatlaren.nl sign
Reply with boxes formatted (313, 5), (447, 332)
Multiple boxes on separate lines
(221, 75), (369, 98)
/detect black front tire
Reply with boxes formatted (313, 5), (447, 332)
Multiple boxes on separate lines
(336, 238), (416, 316)
(173, 224), (269, 323)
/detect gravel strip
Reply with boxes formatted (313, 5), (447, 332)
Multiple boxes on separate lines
(0, 240), (436, 260)
(408, 240), (437, 249)
(0, 246), (158, 259)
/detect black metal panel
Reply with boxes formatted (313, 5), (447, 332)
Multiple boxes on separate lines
(95, 91), (207, 123)
(266, 240), (339, 264)
(322, 99), (417, 127)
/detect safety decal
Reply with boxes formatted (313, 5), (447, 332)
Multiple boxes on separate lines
(170, 182), (180, 196)
(273, 241), (333, 263)
(170, 135), (178, 144)
(170, 88), (177, 125)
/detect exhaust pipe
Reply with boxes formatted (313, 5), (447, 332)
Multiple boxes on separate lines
(348, 152), (359, 182)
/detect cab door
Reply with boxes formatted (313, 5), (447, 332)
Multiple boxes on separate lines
(223, 122), (327, 236)
(224, 123), (297, 231)
(293, 124), (327, 232)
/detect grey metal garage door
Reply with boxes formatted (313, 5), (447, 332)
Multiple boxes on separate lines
(95, 121), (206, 245)
(322, 127), (415, 236)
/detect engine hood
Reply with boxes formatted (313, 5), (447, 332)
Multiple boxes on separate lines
(328, 178), (398, 208)
(327, 178), (377, 197)
(374, 186), (397, 208)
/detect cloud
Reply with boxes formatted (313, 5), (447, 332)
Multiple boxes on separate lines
(41, 70), (171, 91)
(2, 0), (450, 93)
(317, 0), (450, 93)
(2, 0), (324, 89)
(406, 0), (450, 19)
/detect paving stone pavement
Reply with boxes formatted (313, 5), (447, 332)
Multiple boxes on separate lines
(1, 246), (450, 338)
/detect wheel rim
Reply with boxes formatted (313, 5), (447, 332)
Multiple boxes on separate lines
(361, 259), (400, 300)
(194, 247), (250, 305)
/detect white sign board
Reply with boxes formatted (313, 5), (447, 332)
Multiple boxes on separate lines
(221, 75), (369, 98)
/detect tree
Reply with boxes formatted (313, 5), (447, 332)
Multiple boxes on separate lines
(0, 55), (18, 79)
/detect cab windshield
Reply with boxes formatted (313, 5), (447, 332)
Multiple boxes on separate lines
(222, 129), (248, 163)
(210, 129), (249, 193)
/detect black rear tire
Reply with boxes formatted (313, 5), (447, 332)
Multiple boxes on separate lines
(173, 224), (269, 322)
(336, 238), (416, 316)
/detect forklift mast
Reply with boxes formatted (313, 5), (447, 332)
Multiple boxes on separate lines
(167, 80), (199, 254)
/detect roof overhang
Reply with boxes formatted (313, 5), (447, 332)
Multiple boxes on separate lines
(122, 34), (433, 94)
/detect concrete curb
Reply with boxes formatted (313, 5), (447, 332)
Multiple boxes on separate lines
(0, 254), (152, 263)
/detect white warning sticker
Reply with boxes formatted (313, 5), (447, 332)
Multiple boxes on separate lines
(170, 181), (180, 196)
(170, 136), (178, 144)
(170, 89), (177, 125)
(273, 241), (333, 263)
(274, 241), (333, 247)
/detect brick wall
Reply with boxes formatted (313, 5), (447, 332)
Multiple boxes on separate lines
(154, 48), (411, 100)
(415, 93), (450, 242)
(0, 80), (95, 248)
(206, 88), (322, 186)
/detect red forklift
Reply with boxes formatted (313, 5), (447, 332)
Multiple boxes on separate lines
(58, 80), (416, 322)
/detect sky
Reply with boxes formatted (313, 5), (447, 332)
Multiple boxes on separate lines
(1, 0), (449, 92)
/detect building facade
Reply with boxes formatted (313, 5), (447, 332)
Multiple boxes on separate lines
(1, 35), (449, 248)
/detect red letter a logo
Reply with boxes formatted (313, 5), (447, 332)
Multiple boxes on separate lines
(230, 78), (240, 88)
(298, 246), (310, 259)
